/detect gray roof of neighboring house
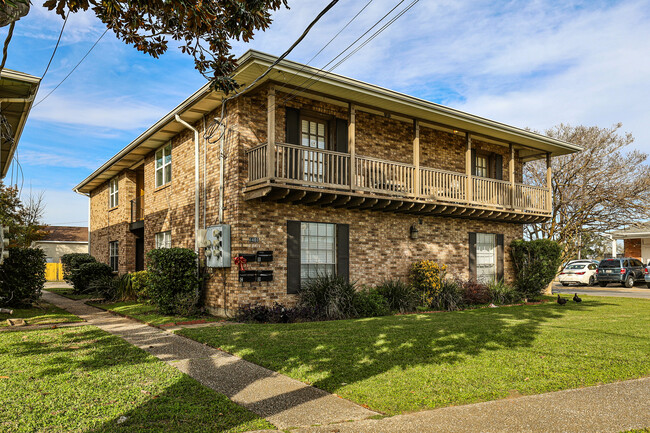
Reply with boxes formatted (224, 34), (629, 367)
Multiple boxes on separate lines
(611, 222), (650, 239)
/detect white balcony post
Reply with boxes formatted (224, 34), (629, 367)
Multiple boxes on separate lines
(509, 143), (515, 209)
(546, 152), (552, 212)
(465, 133), (472, 203)
(267, 85), (276, 179)
(413, 119), (420, 198)
(348, 104), (356, 190)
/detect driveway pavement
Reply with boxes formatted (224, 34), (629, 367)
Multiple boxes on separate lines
(552, 282), (650, 299)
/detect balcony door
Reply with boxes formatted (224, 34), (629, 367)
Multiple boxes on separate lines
(301, 118), (327, 183)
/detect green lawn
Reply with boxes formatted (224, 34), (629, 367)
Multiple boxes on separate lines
(0, 327), (273, 433)
(179, 296), (650, 415)
(0, 302), (83, 328)
(45, 286), (95, 300)
(88, 301), (224, 327)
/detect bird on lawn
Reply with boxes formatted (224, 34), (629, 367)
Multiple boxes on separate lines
(557, 294), (568, 305)
(573, 293), (582, 303)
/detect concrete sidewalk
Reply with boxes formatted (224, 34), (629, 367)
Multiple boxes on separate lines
(41, 290), (377, 430)
(294, 377), (650, 432)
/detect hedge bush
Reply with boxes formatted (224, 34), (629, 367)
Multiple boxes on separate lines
(410, 260), (446, 306)
(60, 253), (96, 282)
(353, 288), (390, 317)
(147, 248), (199, 315)
(0, 247), (46, 307)
(235, 302), (315, 324)
(71, 262), (114, 294)
(374, 279), (419, 313)
(511, 239), (563, 299)
(130, 270), (150, 301)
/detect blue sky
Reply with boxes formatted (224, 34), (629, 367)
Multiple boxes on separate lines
(1, 0), (649, 226)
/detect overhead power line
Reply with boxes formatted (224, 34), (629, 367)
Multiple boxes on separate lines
(41, 12), (70, 80)
(33, 28), (109, 108)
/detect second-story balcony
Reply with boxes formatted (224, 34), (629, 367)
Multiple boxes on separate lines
(130, 195), (144, 225)
(244, 143), (551, 223)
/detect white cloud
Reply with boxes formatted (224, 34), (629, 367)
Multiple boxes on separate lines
(19, 149), (103, 171)
(30, 92), (168, 131)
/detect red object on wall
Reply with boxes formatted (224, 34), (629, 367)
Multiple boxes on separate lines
(234, 256), (247, 271)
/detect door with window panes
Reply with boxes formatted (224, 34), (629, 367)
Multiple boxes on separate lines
(301, 118), (327, 183)
(476, 233), (497, 283)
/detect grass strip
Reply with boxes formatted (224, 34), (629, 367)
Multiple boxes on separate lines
(0, 326), (273, 432)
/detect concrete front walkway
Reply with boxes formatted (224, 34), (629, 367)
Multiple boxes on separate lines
(41, 291), (377, 430)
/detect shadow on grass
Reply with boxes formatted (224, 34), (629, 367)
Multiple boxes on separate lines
(182, 300), (618, 394)
(85, 375), (272, 433)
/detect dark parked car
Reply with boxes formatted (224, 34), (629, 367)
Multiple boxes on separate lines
(596, 258), (645, 288)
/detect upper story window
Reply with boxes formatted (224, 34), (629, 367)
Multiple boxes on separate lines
(109, 178), (119, 208)
(155, 230), (171, 249)
(301, 119), (327, 150)
(155, 144), (172, 187)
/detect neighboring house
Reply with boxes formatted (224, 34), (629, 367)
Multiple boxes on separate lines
(612, 223), (650, 264)
(74, 50), (581, 315)
(32, 226), (89, 281)
(32, 226), (89, 263)
(0, 69), (40, 179)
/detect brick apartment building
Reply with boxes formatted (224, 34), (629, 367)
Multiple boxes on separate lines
(74, 51), (580, 315)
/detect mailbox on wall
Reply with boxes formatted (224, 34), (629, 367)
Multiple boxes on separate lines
(256, 251), (273, 262)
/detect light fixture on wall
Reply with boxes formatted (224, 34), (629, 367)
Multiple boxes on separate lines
(410, 223), (419, 240)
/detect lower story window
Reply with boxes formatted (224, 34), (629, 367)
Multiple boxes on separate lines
(300, 222), (336, 284)
(155, 230), (171, 249)
(476, 233), (496, 283)
(109, 241), (119, 272)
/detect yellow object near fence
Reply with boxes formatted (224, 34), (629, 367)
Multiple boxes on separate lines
(45, 263), (63, 281)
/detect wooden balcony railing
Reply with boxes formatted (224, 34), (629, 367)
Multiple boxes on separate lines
(246, 143), (551, 213)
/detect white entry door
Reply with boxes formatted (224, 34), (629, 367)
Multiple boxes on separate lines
(476, 233), (497, 283)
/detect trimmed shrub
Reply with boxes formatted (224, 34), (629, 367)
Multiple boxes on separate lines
(130, 270), (150, 301)
(374, 279), (419, 313)
(0, 247), (46, 307)
(297, 274), (358, 320)
(353, 288), (390, 317)
(88, 275), (118, 300)
(488, 279), (522, 305)
(511, 239), (563, 299)
(431, 279), (464, 311)
(459, 279), (491, 305)
(61, 253), (96, 282)
(71, 262), (114, 294)
(147, 248), (199, 315)
(410, 260), (446, 306)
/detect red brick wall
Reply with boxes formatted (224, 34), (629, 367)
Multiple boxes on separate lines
(624, 238), (642, 260)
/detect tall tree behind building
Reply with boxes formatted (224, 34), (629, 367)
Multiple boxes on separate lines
(524, 123), (650, 260)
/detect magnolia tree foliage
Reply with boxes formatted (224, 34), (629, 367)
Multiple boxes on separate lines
(524, 123), (650, 260)
(41, 0), (289, 92)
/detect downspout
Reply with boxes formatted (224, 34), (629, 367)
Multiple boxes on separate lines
(174, 115), (200, 255)
(73, 188), (91, 254)
(219, 121), (225, 224)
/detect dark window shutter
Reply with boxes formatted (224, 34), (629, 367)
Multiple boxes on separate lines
(494, 154), (503, 180)
(287, 221), (301, 294)
(496, 234), (504, 282)
(337, 224), (349, 283)
(471, 149), (476, 176)
(469, 232), (477, 280)
(285, 108), (300, 145)
(336, 118), (348, 153)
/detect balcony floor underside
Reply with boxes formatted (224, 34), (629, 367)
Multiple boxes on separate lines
(243, 181), (550, 224)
